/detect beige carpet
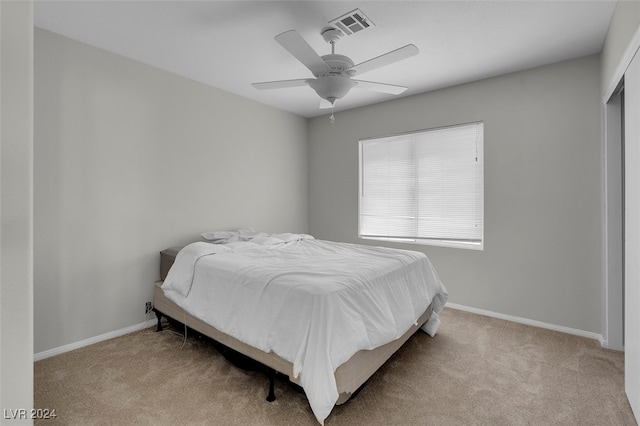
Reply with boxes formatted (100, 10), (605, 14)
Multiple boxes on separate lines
(35, 308), (636, 425)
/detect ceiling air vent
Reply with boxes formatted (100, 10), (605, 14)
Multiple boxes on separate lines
(328, 9), (375, 36)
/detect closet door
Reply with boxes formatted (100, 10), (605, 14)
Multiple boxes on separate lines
(625, 49), (640, 420)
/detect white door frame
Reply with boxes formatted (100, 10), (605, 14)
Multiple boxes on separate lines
(624, 47), (640, 421)
(602, 26), (640, 350)
(603, 23), (640, 421)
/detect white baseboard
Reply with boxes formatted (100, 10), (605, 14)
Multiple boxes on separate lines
(35, 304), (610, 361)
(445, 302), (606, 347)
(34, 319), (157, 362)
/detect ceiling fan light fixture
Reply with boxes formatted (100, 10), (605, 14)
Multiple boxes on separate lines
(308, 75), (355, 103)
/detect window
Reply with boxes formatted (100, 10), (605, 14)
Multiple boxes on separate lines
(358, 122), (484, 250)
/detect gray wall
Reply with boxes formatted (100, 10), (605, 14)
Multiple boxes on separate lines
(309, 55), (603, 334)
(1, 0), (34, 414)
(34, 29), (309, 353)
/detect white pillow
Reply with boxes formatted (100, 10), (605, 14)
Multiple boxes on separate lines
(201, 230), (235, 241)
(201, 228), (256, 243)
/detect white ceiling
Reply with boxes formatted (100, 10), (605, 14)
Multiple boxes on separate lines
(34, 0), (617, 118)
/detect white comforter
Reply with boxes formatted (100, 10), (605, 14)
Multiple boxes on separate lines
(162, 235), (448, 424)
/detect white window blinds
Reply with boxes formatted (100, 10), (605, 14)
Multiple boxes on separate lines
(359, 122), (484, 249)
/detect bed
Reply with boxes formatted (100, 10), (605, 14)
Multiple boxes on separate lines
(153, 230), (448, 424)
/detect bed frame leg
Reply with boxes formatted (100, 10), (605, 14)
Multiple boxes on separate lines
(266, 368), (276, 402)
(153, 308), (163, 332)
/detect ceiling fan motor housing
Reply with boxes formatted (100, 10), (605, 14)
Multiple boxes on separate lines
(319, 54), (354, 75)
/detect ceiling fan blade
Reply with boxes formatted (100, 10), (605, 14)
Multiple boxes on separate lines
(274, 30), (331, 77)
(349, 44), (419, 76)
(353, 80), (408, 95)
(252, 79), (310, 90)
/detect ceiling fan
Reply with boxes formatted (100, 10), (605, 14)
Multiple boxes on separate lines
(252, 27), (419, 109)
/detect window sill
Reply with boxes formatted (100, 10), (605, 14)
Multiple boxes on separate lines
(359, 236), (484, 251)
